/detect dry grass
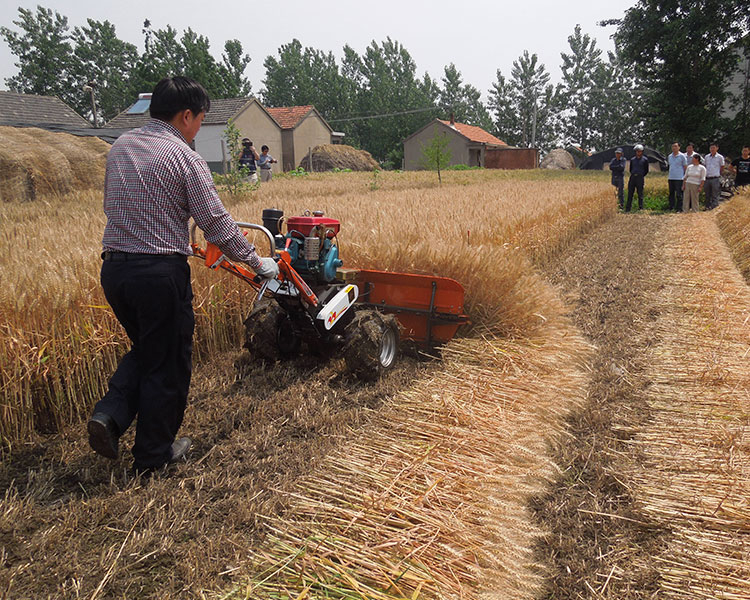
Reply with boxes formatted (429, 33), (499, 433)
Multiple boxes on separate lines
(0, 170), (615, 449)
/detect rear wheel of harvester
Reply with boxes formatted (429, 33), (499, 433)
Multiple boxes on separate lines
(343, 309), (400, 380)
(243, 299), (300, 362)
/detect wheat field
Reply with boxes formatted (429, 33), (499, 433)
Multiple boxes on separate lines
(0, 170), (616, 450)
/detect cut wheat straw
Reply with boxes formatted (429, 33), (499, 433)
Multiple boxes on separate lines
(620, 212), (750, 597)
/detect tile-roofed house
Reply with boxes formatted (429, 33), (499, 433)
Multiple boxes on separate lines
(436, 119), (506, 146)
(404, 117), (538, 170)
(266, 105), (335, 171)
(0, 90), (91, 129)
(104, 95), (282, 172)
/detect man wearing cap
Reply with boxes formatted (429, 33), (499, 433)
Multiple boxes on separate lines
(703, 142), (725, 210)
(667, 142), (688, 211)
(626, 144), (650, 212)
(609, 148), (626, 208)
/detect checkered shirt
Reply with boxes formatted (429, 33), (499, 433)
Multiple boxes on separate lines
(102, 119), (261, 269)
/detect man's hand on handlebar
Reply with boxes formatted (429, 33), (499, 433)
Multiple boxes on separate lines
(254, 256), (279, 279)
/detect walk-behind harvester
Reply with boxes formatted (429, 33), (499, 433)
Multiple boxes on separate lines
(190, 209), (469, 379)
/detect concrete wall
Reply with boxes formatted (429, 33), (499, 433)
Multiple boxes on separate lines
(404, 122), (470, 170)
(485, 147), (539, 169)
(293, 112), (333, 170)
(195, 101), (283, 173)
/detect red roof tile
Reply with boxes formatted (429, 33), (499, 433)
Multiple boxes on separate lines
(438, 119), (506, 146)
(266, 105), (313, 129)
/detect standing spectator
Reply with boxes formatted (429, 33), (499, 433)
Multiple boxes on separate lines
(626, 144), (650, 212)
(88, 77), (278, 475)
(682, 153), (706, 212)
(703, 142), (724, 209)
(609, 148), (626, 209)
(667, 142), (688, 211)
(731, 145), (750, 188)
(238, 138), (259, 184)
(257, 145), (278, 182)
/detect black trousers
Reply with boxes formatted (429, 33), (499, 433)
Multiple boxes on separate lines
(94, 254), (194, 469)
(668, 179), (683, 211)
(626, 174), (645, 211)
(612, 177), (624, 207)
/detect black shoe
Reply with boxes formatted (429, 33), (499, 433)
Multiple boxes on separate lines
(87, 412), (120, 459)
(168, 437), (192, 464)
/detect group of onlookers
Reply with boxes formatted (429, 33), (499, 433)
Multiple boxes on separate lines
(609, 142), (750, 213)
(238, 138), (278, 183)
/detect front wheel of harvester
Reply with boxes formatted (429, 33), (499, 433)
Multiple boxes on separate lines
(343, 310), (400, 380)
(243, 299), (284, 362)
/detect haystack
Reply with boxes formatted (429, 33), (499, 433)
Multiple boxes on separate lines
(0, 126), (109, 202)
(540, 148), (576, 170)
(299, 144), (379, 172)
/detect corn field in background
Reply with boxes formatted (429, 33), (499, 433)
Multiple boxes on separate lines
(0, 170), (615, 451)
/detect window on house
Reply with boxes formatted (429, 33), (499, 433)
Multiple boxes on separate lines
(127, 95), (152, 114)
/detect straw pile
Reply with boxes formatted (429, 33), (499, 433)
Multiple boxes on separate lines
(619, 213), (750, 596)
(540, 149), (576, 170)
(301, 144), (380, 171)
(0, 126), (109, 201)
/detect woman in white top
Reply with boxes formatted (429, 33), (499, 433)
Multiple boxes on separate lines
(682, 153), (706, 212)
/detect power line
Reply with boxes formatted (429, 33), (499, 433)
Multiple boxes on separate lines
(328, 106), (437, 123)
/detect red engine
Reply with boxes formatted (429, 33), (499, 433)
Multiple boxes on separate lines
(286, 213), (341, 237)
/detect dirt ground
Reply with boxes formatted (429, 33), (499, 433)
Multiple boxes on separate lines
(534, 213), (670, 598)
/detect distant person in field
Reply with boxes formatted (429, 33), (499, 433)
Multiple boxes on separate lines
(667, 142), (688, 211)
(88, 76), (278, 475)
(239, 138), (259, 183)
(626, 144), (649, 212)
(682, 153), (706, 212)
(703, 142), (724, 210)
(257, 145), (278, 182)
(609, 148), (626, 208)
(730, 145), (750, 188)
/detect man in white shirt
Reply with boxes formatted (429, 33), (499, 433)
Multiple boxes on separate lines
(667, 142), (688, 211)
(703, 142), (725, 210)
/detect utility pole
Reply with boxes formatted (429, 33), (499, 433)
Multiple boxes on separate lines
(83, 81), (99, 128)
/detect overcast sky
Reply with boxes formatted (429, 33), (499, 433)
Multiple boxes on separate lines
(0, 0), (638, 100)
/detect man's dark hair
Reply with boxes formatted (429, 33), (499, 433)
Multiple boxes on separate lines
(743, 145), (750, 149)
(150, 76), (210, 121)
(261, 145), (269, 152)
(709, 141), (718, 147)
(687, 142), (695, 148)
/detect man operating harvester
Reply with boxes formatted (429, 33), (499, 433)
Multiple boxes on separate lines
(88, 76), (278, 475)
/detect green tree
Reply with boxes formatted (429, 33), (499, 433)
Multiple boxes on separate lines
(611, 0), (747, 147)
(220, 39), (252, 97)
(262, 39), (353, 119)
(421, 125), (452, 184)
(557, 25), (602, 150)
(341, 38), (438, 162)
(1, 6), (74, 101)
(439, 63), (493, 131)
(588, 49), (644, 150)
(216, 119), (252, 195)
(489, 51), (557, 150)
(69, 19), (138, 122)
(131, 21), (251, 100)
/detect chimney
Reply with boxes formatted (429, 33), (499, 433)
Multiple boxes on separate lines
(449, 111), (455, 126)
